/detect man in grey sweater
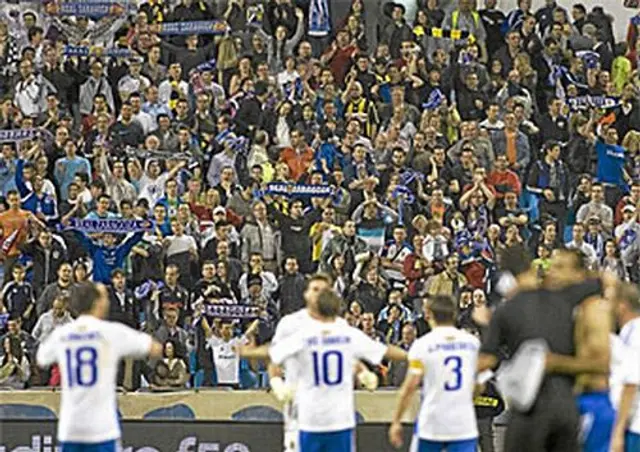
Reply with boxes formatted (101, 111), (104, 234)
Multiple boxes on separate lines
(576, 183), (614, 233)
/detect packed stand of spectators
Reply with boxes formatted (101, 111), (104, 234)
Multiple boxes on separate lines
(0, 0), (639, 397)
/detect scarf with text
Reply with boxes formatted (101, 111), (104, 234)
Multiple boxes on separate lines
(62, 218), (155, 234)
(158, 20), (229, 35)
(63, 45), (132, 58)
(0, 128), (40, 143)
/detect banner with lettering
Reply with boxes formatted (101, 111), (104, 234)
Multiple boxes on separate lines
(63, 45), (132, 58)
(158, 21), (229, 36)
(59, 2), (115, 18)
(567, 95), (621, 111)
(203, 304), (261, 319)
(0, 129), (40, 143)
(262, 183), (333, 198)
(63, 218), (155, 234)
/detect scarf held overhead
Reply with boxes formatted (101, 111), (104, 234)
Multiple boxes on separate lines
(158, 20), (229, 35)
(63, 218), (155, 234)
(262, 183), (333, 198)
(58, 1), (136, 18)
(63, 45), (132, 58)
(0, 128), (40, 143)
(203, 304), (261, 319)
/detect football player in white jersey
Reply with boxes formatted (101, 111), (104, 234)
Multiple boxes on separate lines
(389, 295), (480, 452)
(268, 274), (378, 452)
(240, 289), (408, 452)
(36, 282), (163, 452)
(610, 283), (640, 452)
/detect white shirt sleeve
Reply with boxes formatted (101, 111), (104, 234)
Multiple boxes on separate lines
(269, 332), (304, 365)
(109, 322), (153, 359)
(624, 348), (640, 386)
(36, 327), (60, 367)
(407, 340), (426, 375)
(272, 314), (296, 345)
(350, 327), (387, 366)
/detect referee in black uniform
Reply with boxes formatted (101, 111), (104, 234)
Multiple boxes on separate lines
(478, 246), (606, 452)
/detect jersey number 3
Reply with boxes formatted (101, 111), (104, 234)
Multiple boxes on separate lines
(312, 350), (343, 386)
(65, 346), (98, 387)
(443, 356), (463, 391)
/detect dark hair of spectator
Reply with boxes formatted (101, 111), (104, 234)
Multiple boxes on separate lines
(28, 26), (43, 41)
(2, 336), (23, 365)
(111, 268), (126, 279)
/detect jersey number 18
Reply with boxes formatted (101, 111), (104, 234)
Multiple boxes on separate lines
(312, 350), (343, 386)
(65, 346), (98, 387)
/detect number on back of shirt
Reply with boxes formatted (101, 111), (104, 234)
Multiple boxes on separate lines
(65, 346), (98, 387)
(443, 356), (463, 391)
(312, 350), (343, 386)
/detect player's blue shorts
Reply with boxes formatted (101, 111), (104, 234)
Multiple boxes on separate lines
(60, 440), (119, 452)
(576, 392), (616, 452)
(626, 431), (640, 452)
(299, 428), (354, 452)
(416, 438), (477, 452)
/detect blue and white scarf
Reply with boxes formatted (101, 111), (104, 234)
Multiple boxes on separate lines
(260, 183), (333, 198)
(158, 20), (229, 36)
(308, 0), (330, 37)
(134, 280), (164, 299)
(63, 218), (155, 234)
(423, 88), (445, 110)
(567, 95), (621, 111)
(63, 45), (132, 58)
(392, 185), (415, 225)
(575, 50), (600, 70)
(204, 304), (260, 319)
(0, 128), (40, 143)
(60, 1), (112, 18)
(282, 77), (304, 101)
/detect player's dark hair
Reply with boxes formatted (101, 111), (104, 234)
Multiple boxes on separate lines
(558, 248), (589, 271)
(71, 282), (101, 315)
(498, 245), (533, 277)
(428, 295), (458, 325)
(317, 290), (342, 318)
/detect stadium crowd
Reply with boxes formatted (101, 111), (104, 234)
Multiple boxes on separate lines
(0, 0), (638, 404)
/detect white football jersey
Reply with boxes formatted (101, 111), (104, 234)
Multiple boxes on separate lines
(620, 318), (640, 434)
(36, 315), (152, 443)
(409, 326), (480, 442)
(207, 335), (247, 385)
(609, 334), (640, 409)
(272, 309), (347, 388)
(269, 318), (387, 432)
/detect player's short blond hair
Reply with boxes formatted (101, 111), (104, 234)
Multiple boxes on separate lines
(616, 283), (640, 312)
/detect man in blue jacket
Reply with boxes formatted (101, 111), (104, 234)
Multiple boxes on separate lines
(75, 230), (144, 284)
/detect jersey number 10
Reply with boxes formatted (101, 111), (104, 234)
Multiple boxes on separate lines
(65, 346), (98, 387)
(312, 350), (343, 386)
